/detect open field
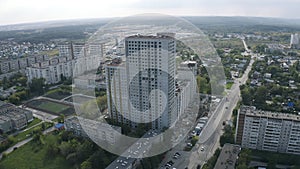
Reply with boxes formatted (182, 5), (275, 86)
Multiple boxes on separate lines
(25, 99), (74, 116)
(0, 134), (72, 169)
(14, 122), (53, 143)
(26, 118), (42, 128)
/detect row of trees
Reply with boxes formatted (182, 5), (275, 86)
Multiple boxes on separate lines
(0, 72), (27, 90)
(7, 78), (46, 105)
(32, 131), (116, 169)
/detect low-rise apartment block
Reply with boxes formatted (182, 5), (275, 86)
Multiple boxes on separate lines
(64, 116), (121, 145)
(0, 101), (33, 133)
(214, 144), (241, 169)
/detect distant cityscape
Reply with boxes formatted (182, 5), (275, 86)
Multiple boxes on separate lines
(0, 16), (299, 169)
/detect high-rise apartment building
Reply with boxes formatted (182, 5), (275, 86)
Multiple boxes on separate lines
(290, 33), (300, 49)
(106, 33), (177, 130)
(236, 106), (300, 155)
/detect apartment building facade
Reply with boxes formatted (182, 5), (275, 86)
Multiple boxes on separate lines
(0, 55), (48, 74)
(106, 33), (178, 130)
(236, 106), (300, 155)
(64, 116), (121, 145)
(27, 42), (103, 84)
(26, 56), (74, 84)
(0, 101), (33, 133)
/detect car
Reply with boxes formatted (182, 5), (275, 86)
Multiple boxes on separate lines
(175, 152), (181, 156)
(187, 143), (193, 147)
(168, 160), (174, 165)
(200, 146), (205, 151)
(196, 131), (201, 136)
(165, 163), (171, 167)
(173, 154), (179, 159)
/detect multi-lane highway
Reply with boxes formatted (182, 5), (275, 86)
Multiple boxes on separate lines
(186, 39), (255, 169)
(156, 39), (255, 169)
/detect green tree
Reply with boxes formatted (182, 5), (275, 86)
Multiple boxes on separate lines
(241, 86), (252, 105)
(266, 65), (280, 75)
(254, 86), (268, 108)
(2, 77), (9, 89)
(197, 75), (211, 94)
(59, 141), (74, 157)
(66, 152), (78, 164)
(32, 129), (43, 145)
(81, 160), (93, 169)
(15, 90), (28, 100)
(237, 163), (248, 169)
(17, 76), (27, 86)
(191, 136), (199, 146)
(220, 125), (234, 146)
(8, 94), (20, 104)
(29, 78), (46, 95)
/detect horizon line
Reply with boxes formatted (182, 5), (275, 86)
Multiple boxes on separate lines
(1, 15), (300, 27)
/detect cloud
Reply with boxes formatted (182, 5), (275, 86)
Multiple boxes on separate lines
(0, 0), (299, 25)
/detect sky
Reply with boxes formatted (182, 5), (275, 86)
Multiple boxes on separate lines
(1, 0), (300, 25)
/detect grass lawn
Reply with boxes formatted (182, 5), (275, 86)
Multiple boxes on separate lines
(14, 125), (41, 142)
(26, 99), (75, 116)
(26, 118), (42, 128)
(226, 82), (234, 89)
(37, 101), (69, 114)
(0, 134), (72, 169)
(14, 122), (53, 143)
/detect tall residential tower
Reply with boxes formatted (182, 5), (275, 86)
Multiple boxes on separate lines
(106, 33), (177, 130)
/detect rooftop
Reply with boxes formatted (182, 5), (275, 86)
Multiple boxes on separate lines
(214, 144), (241, 169)
(106, 57), (124, 67)
(126, 33), (175, 40)
(240, 106), (300, 121)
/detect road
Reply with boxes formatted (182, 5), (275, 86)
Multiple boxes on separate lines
(186, 39), (255, 169)
(157, 38), (255, 169)
(25, 107), (58, 122)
